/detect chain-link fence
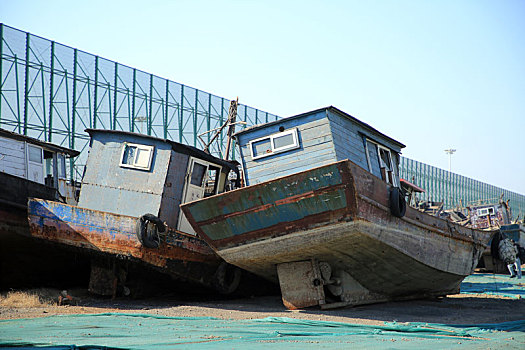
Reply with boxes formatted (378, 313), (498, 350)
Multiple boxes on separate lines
(400, 157), (525, 220)
(0, 23), (278, 181)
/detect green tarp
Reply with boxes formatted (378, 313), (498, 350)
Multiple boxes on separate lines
(1, 314), (523, 349)
(1, 273), (523, 349)
(461, 273), (524, 299)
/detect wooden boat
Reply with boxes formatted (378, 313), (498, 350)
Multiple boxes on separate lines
(180, 106), (493, 309)
(0, 128), (81, 288)
(27, 198), (233, 294)
(28, 129), (243, 296)
(0, 128), (79, 238)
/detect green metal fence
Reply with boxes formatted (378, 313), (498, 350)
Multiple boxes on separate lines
(400, 157), (525, 221)
(0, 23), (278, 181)
(2, 24), (523, 221)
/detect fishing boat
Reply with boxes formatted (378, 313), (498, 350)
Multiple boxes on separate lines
(0, 128), (81, 288)
(0, 128), (79, 236)
(28, 128), (243, 296)
(180, 106), (493, 309)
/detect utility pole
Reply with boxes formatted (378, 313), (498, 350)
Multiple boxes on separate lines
(444, 149), (456, 172)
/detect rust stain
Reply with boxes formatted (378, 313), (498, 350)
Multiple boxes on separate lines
(28, 215), (219, 268)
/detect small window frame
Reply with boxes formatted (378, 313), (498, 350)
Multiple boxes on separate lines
(119, 143), (154, 171)
(57, 153), (67, 179)
(478, 207), (495, 217)
(249, 128), (299, 160)
(372, 142), (399, 187)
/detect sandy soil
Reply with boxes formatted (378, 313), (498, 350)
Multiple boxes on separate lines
(1, 289), (523, 326)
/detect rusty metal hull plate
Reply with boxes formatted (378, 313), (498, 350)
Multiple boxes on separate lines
(28, 199), (219, 270)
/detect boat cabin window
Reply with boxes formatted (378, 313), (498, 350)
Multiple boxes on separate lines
(28, 145), (43, 164)
(377, 145), (395, 185)
(249, 128), (299, 160)
(43, 152), (67, 180)
(205, 165), (222, 197)
(120, 143), (154, 171)
(190, 162), (207, 186)
(57, 154), (66, 179)
(478, 207), (495, 216)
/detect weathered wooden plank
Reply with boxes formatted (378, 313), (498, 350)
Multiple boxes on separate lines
(246, 148), (337, 184)
(0, 165), (26, 178)
(242, 139), (335, 170)
(326, 109), (403, 152)
(236, 110), (327, 144)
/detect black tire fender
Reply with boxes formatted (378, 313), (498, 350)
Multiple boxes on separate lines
(213, 262), (241, 295)
(389, 187), (407, 218)
(136, 213), (165, 249)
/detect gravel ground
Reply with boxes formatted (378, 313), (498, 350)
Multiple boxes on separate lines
(1, 288), (523, 326)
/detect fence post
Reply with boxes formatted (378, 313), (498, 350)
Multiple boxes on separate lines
(164, 79), (169, 139)
(179, 84), (184, 143)
(131, 68), (136, 132)
(194, 89), (198, 146)
(113, 62), (118, 130)
(93, 56), (99, 129)
(0, 24), (3, 124)
(72, 49), (78, 151)
(148, 73), (153, 135)
(23, 32), (30, 135)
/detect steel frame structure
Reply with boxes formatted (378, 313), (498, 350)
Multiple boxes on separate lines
(0, 23), (278, 181)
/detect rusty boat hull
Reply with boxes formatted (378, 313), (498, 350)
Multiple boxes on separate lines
(27, 198), (235, 293)
(181, 160), (493, 308)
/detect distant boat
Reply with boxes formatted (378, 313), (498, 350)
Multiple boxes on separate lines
(181, 106), (493, 309)
(28, 129), (244, 296)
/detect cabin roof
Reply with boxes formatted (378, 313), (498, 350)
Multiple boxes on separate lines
(0, 128), (80, 157)
(234, 106), (406, 149)
(85, 129), (238, 171)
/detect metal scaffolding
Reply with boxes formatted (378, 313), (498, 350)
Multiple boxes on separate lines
(0, 23), (278, 181)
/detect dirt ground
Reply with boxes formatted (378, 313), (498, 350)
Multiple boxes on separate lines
(1, 286), (523, 327)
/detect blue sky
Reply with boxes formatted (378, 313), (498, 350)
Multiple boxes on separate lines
(2, 0), (524, 194)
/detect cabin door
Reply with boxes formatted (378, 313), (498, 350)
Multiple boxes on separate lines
(178, 157), (209, 235)
(26, 144), (44, 184)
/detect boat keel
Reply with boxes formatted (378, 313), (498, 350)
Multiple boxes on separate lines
(277, 259), (389, 310)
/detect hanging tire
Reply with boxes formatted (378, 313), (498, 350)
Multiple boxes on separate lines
(213, 262), (241, 295)
(389, 187), (406, 218)
(136, 214), (165, 249)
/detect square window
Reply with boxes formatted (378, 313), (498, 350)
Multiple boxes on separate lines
(272, 133), (295, 150)
(252, 138), (272, 158)
(190, 163), (207, 186)
(57, 154), (66, 178)
(28, 145), (43, 163)
(122, 146), (136, 165)
(120, 143), (154, 170)
(249, 128), (299, 160)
